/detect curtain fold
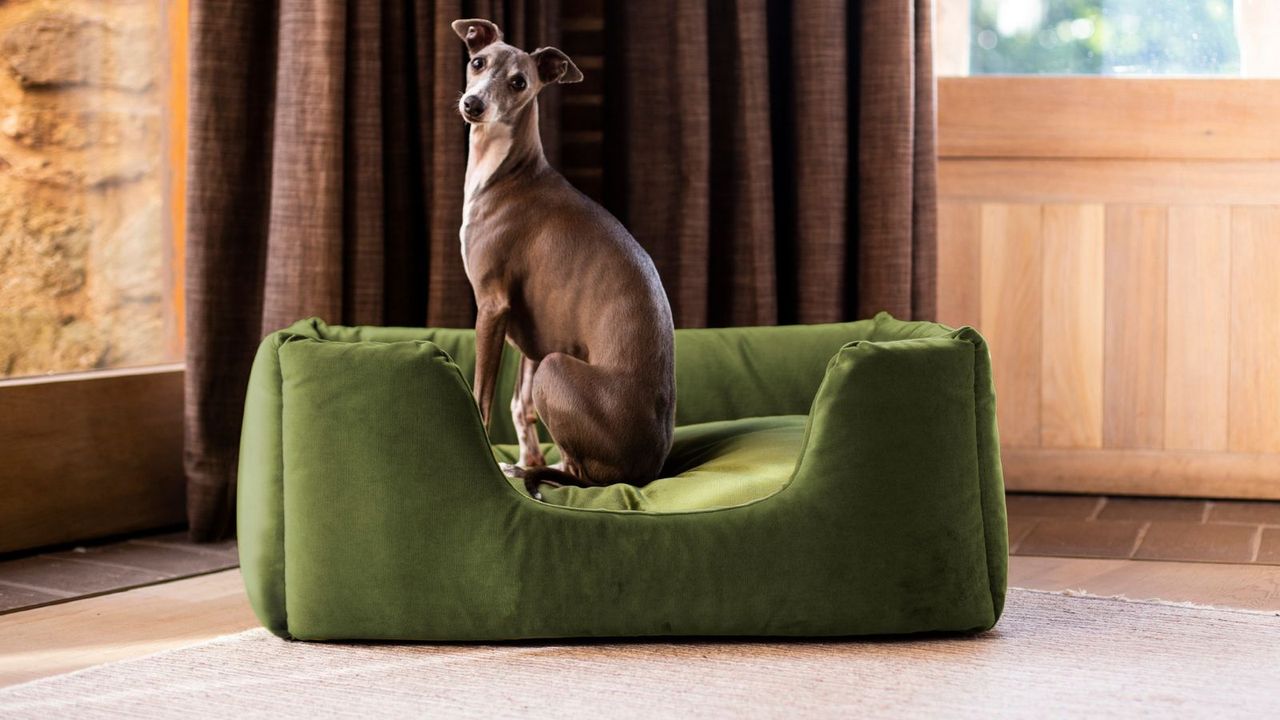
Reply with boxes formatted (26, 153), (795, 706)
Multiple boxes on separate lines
(604, 0), (936, 326)
(185, 0), (560, 540)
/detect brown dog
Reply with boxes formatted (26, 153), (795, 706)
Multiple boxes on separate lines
(452, 19), (675, 498)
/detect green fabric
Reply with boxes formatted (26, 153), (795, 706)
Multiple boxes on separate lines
(237, 313), (1008, 641)
(493, 415), (805, 511)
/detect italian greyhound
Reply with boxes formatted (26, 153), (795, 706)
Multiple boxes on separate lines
(452, 19), (676, 498)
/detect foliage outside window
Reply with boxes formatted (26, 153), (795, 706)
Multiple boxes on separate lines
(937, 0), (1280, 77)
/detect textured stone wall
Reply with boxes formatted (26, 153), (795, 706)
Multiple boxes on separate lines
(0, 0), (169, 378)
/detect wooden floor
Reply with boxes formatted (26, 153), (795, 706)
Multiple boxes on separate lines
(0, 569), (258, 688)
(1, 557), (1278, 689)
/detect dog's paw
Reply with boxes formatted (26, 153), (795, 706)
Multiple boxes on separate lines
(499, 462), (526, 478)
(518, 455), (547, 469)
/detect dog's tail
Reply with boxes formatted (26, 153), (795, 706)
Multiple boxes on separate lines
(521, 466), (592, 500)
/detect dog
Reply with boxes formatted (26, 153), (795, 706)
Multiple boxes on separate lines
(452, 18), (675, 499)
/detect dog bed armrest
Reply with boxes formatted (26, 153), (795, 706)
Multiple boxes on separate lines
(794, 332), (1007, 619)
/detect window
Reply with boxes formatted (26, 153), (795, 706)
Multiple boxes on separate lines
(0, 1), (187, 554)
(0, 1), (185, 380)
(936, 0), (1280, 77)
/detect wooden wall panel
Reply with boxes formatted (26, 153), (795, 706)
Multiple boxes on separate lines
(937, 201), (982, 329)
(1165, 206), (1231, 451)
(939, 78), (1280, 160)
(939, 159), (1280, 207)
(980, 204), (1042, 447)
(1229, 207), (1280, 454)
(1103, 206), (1168, 449)
(937, 77), (1280, 499)
(1040, 204), (1104, 449)
(0, 367), (185, 554)
(1002, 448), (1280, 500)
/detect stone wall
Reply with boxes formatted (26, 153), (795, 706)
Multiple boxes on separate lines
(0, 0), (170, 378)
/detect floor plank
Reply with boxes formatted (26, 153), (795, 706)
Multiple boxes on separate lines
(0, 569), (256, 688)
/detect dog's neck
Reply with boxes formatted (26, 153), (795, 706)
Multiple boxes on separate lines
(464, 100), (546, 204)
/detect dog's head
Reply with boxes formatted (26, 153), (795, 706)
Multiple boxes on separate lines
(452, 18), (582, 125)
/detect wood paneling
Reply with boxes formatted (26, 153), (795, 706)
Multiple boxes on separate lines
(1165, 206), (1230, 451)
(937, 201), (982, 329)
(1103, 206), (1168, 449)
(940, 159), (1280, 206)
(938, 78), (1280, 499)
(979, 204), (1042, 447)
(0, 366), (185, 554)
(939, 78), (1280, 160)
(1040, 204), (1104, 449)
(1229, 207), (1280, 454)
(1003, 448), (1280, 500)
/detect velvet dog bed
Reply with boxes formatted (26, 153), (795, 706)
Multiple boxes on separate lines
(237, 313), (1008, 641)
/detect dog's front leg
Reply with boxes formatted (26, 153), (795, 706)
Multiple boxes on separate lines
(512, 355), (546, 468)
(473, 299), (508, 432)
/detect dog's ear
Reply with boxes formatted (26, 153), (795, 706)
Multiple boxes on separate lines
(531, 47), (583, 84)
(451, 19), (502, 54)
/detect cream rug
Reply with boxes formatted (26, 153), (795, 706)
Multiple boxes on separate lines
(1, 589), (1277, 718)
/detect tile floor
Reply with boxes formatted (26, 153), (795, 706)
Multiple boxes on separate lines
(2, 494), (1278, 615)
(0, 530), (238, 614)
(1008, 495), (1280, 565)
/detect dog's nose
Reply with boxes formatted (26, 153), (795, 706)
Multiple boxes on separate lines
(463, 95), (485, 117)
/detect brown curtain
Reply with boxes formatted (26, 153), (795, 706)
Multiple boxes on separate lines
(185, 0), (560, 540)
(603, 0), (936, 327)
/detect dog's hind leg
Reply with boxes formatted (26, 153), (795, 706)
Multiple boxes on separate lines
(531, 352), (635, 486)
(511, 354), (546, 468)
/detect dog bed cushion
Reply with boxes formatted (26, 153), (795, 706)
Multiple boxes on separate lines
(493, 415), (805, 511)
(237, 313), (1008, 641)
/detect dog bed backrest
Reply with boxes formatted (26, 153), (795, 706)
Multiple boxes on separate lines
(275, 314), (949, 444)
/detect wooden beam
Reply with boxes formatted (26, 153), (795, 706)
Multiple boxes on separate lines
(939, 159), (1280, 206)
(940, 77), (1280, 160)
(1003, 448), (1280, 500)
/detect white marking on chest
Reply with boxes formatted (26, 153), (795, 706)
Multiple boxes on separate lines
(460, 124), (513, 277)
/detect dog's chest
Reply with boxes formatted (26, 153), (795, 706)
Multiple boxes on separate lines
(458, 197), (495, 279)
(460, 129), (513, 277)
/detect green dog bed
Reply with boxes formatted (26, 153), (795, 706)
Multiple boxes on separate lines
(237, 313), (1008, 641)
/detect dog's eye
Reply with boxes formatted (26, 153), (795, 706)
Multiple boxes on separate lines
(510, 75), (527, 91)
(470, 57), (485, 71)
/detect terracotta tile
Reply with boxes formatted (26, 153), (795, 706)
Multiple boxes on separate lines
(1007, 517), (1038, 554)
(0, 557), (167, 595)
(1015, 519), (1143, 559)
(1096, 497), (1207, 523)
(0, 582), (70, 613)
(1257, 529), (1280, 565)
(1005, 494), (1104, 520)
(1207, 501), (1280, 526)
(1133, 522), (1258, 564)
(49, 542), (237, 577)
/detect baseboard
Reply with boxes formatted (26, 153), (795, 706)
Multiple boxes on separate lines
(1001, 447), (1280, 499)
